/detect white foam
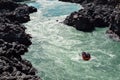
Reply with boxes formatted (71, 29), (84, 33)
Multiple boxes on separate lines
(71, 54), (97, 63)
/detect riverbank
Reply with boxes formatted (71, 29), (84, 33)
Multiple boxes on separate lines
(59, 0), (120, 41)
(0, 0), (40, 79)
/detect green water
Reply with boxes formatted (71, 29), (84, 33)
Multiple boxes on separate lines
(23, 0), (120, 80)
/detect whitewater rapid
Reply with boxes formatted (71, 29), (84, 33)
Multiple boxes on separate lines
(23, 0), (120, 80)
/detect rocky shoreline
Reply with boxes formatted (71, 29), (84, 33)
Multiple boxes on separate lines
(59, 0), (120, 41)
(0, 0), (41, 80)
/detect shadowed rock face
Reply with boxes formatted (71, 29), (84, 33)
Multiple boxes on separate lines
(59, 0), (120, 5)
(12, 0), (30, 2)
(0, 56), (39, 80)
(59, 0), (120, 40)
(0, 0), (40, 80)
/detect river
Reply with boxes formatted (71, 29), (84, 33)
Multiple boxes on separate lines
(23, 0), (120, 80)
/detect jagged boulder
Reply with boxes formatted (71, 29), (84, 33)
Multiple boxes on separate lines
(0, 56), (41, 80)
(0, 0), (37, 23)
(0, 0), (40, 79)
(59, 0), (120, 40)
(12, 0), (29, 2)
(0, 0), (18, 11)
(64, 11), (95, 32)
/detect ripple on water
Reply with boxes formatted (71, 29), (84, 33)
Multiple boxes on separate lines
(23, 1), (120, 80)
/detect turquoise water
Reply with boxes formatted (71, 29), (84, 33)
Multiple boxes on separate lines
(23, 0), (120, 80)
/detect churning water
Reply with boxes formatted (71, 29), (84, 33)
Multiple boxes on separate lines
(23, 0), (120, 80)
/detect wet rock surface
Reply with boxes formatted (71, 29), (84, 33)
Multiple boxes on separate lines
(59, 0), (120, 41)
(0, 0), (40, 80)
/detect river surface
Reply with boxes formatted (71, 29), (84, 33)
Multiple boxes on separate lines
(23, 0), (120, 80)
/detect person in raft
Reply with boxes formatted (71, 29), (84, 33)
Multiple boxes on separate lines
(81, 52), (91, 61)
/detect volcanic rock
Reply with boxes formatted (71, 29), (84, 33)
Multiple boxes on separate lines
(59, 0), (120, 41)
(0, 0), (40, 80)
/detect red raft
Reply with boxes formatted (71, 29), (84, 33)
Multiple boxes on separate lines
(82, 52), (91, 61)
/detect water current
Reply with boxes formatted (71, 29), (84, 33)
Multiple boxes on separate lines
(23, 0), (120, 80)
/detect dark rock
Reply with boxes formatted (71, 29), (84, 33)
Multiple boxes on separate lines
(64, 4), (111, 32)
(0, 23), (32, 47)
(0, 0), (40, 79)
(29, 6), (37, 13)
(59, 0), (120, 40)
(0, 39), (28, 59)
(0, 0), (18, 11)
(0, 56), (41, 80)
(12, 0), (29, 2)
(0, 0), (37, 23)
(59, 0), (85, 3)
(64, 11), (95, 32)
